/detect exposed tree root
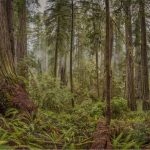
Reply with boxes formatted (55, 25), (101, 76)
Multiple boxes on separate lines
(91, 120), (112, 150)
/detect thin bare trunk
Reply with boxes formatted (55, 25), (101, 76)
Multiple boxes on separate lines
(70, 0), (74, 107)
(54, 17), (60, 78)
(92, 5), (100, 99)
(105, 0), (111, 125)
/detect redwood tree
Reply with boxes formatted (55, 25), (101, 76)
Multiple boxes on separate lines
(139, 0), (150, 110)
(105, 0), (111, 125)
(124, 0), (136, 111)
(0, 0), (15, 77)
(6, 0), (15, 61)
(135, 15), (142, 100)
(54, 16), (60, 78)
(16, 0), (27, 77)
(70, 0), (74, 107)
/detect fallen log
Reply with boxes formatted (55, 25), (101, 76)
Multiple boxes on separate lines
(91, 120), (112, 149)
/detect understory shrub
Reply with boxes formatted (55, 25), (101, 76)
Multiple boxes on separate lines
(0, 107), (97, 149)
(28, 74), (73, 112)
(111, 97), (128, 118)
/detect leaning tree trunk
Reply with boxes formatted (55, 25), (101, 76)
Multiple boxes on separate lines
(16, 0), (27, 77)
(140, 0), (150, 110)
(124, 0), (136, 111)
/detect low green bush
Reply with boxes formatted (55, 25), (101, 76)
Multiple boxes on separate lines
(111, 97), (129, 118)
(112, 131), (142, 149)
(28, 74), (73, 112)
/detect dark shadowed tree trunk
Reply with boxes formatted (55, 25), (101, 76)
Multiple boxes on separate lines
(96, 42), (100, 98)
(124, 0), (136, 111)
(113, 16), (122, 77)
(109, 18), (113, 99)
(70, 0), (74, 107)
(135, 16), (142, 100)
(60, 55), (67, 86)
(91, 1), (113, 148)
(16, 0), (27, 77)
(139, 0), (150, 110)
(0, 0), (36, 115)
(54, 16), (60, 78)
(105, 0), (111, 125)
(6, 0), (15, 61)
(0, 0), (15, 77)
(102, 18), (113, 101)
(92, 6), (100, 99)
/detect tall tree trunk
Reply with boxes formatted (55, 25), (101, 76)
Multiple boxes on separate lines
(0, 0), (15, 78)
(70, 0), (74, 107)
(109, 18), (113, 98)
(16, 0), (27, 77)
(92, 6), (100, 99)
(96, 43), (100, 98)
(105, 0), (111, 125)
(124, 0), (136, 111)
(54, 16), (60, 78)
(6, 0), (15, 61)
(0, 0), (36, 114)
(135, 16), (142, 100)
(60, 55), (67, 86)
(140, 0), (150, 110)
(102, 18), (113, 101)
(114, 17), (122, 76)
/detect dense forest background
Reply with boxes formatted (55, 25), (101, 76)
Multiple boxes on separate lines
(0, 0), (150, 149)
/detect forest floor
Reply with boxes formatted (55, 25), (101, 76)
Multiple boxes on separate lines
(0, 98), (150, 149)
(0, 75), (149, 149)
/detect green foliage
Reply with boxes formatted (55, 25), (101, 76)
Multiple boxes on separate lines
(82, 97), (128, 119)
(111, 97), (129, 118)
(111, 110), (150, 149)
(112, 132), (142, 149)
(0, 107), (96, 149)
(28, 74), (73, 112)
(0, 87), (13, 115)
(89, 101), (105, 117)
(112, 77), (125, 97)
(0, 95), (150, 149)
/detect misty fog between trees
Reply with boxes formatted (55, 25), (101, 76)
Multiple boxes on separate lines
(0, 0), (150, 149)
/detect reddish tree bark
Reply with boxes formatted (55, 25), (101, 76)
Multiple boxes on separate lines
(124, 0), (136, 111)
(6, 0), (15, 61)
(105, 0), (111, 125)
(140, 0), (150, 110)
(16, 0), (27, 77)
